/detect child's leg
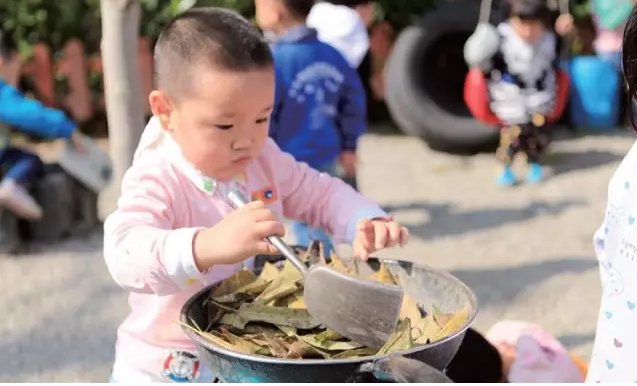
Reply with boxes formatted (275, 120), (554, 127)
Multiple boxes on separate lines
(0, 148), (44, 220)
(495, 125), (521, 186)
(521, 119), (550, 183)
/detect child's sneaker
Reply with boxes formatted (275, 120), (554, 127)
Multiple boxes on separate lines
(0, 179), (43, 221)
(497, 165), (517, 187)
(526, 162), (544, 184)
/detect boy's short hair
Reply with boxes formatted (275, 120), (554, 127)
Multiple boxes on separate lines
(510, 0), (549, 20)
(322, 0), (373, 7)
(153, 7), (273, 97)
(281, 0), (316, 19)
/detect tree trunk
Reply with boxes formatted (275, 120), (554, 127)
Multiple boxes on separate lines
(99, 0), (145, 219)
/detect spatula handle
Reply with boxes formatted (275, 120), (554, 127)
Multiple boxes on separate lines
(227, 190), (308, 274)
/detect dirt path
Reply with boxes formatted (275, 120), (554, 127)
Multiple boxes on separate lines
(0, 128), (631, 381)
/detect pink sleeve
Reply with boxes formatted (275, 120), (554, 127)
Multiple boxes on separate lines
(264, 139), (388, 243)
(103, 158), (206, 296)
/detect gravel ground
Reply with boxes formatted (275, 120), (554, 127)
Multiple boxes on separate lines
(0, 127), (632, 381)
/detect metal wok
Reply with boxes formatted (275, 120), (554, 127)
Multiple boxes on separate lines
(180, 256), (478, 383)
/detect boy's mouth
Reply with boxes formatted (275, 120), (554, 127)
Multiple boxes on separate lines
(232, 156), (252, 165)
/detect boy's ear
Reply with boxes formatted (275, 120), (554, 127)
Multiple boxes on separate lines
(149, 90), (173, 131)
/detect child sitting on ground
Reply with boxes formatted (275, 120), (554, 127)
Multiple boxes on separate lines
(254, 0), (367, 256)
(0, 28), (84, 220)
(465, 0), (558, 186)
(103, 8), (408, 382)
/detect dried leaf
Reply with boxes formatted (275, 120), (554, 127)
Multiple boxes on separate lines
(268, 337), (291, 358)
(219, 312), (249, 330)
(277, 325), (297, 337)
(315, 329), (344, 343)
(220, 327), (265, 354)
(282, 291), (307, 310)
(286, 341), (330, 359)
(299, 334), (364, 351)
(256, 261), (303, 303)
(198, 241), (472, 360)
(431, 304), (453, 328)
(213, 270), (258, 297)
(232, 303), (321, 330)
(400, 295), (422, 323)
(377, 318), (413, 355)
(433, 305), (470, 341)
(370, 263), (396, 284)
(412, 314), (442, 345)
(329, 251), (352, 273)
(258, 262), (280, 282)
(332, 347), (378, 359)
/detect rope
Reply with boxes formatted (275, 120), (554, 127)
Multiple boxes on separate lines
(479, 0), (494, 24)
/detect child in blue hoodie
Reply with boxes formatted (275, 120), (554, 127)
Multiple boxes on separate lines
(0, 29), (84, 221)
(254, 0), (367, 256)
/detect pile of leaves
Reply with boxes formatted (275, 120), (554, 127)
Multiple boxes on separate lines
(185, 249), (470, 360)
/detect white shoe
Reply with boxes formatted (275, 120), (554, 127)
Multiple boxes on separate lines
(0, 179), (43, 221)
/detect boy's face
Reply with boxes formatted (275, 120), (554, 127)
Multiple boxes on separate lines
(149, 66), (275, 181)
(510, 17), (545, 44)
(255, 0), (285, 32)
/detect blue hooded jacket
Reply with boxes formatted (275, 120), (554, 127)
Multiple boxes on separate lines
(269, 26), (366, 169)
(0, 79), (76, 146)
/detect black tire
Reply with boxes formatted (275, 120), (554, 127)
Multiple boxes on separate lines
(384, 0), (503, 153)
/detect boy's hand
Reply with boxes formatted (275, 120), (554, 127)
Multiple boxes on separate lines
(70, 131), (87, 154)
(352, 218), (409, 261)
(555, 14), (574, 36)
(340, 151), (357, 177)
(193, 200), (284, 271)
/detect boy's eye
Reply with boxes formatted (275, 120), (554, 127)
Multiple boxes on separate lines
(256, 117), (269, 124)
(214, 124), (234, 130)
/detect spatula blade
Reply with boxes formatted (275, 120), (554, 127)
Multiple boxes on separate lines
(304, 264), (404, 350)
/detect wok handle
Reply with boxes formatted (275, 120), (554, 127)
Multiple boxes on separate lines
(366, 356), (454, 383)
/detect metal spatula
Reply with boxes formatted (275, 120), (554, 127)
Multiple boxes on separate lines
(227, 190), (404, 349)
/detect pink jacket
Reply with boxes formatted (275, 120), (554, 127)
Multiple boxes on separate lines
(103, 117), (387, 382)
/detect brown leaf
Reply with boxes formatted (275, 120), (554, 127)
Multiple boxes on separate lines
(332, 347), (378, 359)
(259, 262), (280, 282)
(299, 334), (364, 351)
(412, 314), (442, 345)
(220, 327), (265, 354)
(213, 270), (257, 297)
(329, 251), (352, 273)
(256, 261), (303, 304)
(377, 318), (413, 355)
(268, 337), (291, 358)
(232, 303), (321, 330)
(370, 263), (396, 284)
(433, 305), (470, 341)
(286, 341), (330, 359)
(400, 295), (422, 323)
(315, 329), (344, 343)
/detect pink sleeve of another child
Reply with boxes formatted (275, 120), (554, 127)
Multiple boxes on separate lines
(262, 139), (389, 243)
(103, 157), (205, 296)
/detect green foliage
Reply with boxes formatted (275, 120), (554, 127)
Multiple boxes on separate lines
(0, 0), (184, 57)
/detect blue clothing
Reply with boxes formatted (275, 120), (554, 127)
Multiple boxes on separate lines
(0, 80), (76, 143)
(0, 147), (43, 185)
(289, 161), (339, 257)
(0, 80), (76, 186)
(269, 26), (366, 169)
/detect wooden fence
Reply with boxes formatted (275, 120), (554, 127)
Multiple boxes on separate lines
(4, 38), (155, 124)
(3, 22), (396, 126)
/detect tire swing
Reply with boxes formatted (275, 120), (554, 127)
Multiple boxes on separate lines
(462, 0), (571, 127)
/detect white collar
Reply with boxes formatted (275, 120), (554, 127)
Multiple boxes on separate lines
(139, 117), (248, 198)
